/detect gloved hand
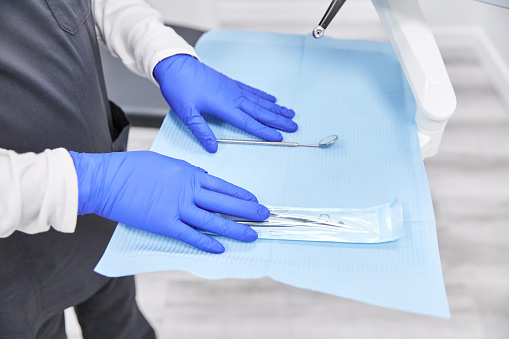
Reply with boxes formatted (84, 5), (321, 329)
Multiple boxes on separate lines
(69, 151), (269, 253)
(154, 54), (298, 153)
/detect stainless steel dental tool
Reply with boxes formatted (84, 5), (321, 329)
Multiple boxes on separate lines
(217, 135), (338, 148)
(312, 0), (348, 38)
(220, 200), (404, 244)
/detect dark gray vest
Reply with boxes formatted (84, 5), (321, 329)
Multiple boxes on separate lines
(0, 0), (129, 153)
(0, 2), (133, 334)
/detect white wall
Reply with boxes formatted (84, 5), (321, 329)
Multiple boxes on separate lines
(481, 4), (509, 67)
(145, 0), (219, 30)
(147, 0), (382, 35)
(478, 4), (509, 108)
(418, 0), (485, 27)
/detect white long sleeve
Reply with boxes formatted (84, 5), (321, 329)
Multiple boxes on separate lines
(0, 148), (78, 238)
(93, 0), (198, 81)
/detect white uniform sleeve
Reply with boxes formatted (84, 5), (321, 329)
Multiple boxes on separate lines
(0, 148), (78, 238)
(93, 0), (198, 81)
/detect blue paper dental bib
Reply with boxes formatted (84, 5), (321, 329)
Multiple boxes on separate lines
(95, 30), (449, 318)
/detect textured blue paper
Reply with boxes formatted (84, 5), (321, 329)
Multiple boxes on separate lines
(95, 30), (449, 318)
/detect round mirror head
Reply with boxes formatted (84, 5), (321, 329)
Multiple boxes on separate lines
(319, 135), (338, 147)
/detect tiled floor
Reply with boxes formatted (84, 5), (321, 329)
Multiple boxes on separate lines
(65, 47), (509, 338)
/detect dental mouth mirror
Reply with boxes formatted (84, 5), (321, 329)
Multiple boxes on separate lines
(217, 135), (338, 148)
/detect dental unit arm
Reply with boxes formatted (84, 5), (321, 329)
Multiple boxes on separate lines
(314, 0), (457, 158)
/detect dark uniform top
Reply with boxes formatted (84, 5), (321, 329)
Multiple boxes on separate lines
(0, 1), (153, 337)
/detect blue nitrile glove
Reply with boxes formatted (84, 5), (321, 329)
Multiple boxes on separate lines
(69, 151), (269, 253)
(153, 54), (298, 153)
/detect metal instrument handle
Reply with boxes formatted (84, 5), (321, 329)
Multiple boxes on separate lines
(217, 139), (300, 146)
(318, 0), (348, 30)
(313, 0), (348, 38)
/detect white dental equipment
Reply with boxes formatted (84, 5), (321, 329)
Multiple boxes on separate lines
(314, 0), (457, 159)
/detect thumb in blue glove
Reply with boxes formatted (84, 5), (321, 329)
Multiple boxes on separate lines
(69, 150), (269, 253)
(154, 54), (298, 153)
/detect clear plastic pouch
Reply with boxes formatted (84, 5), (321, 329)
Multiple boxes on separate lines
(229, 199), (403, 244)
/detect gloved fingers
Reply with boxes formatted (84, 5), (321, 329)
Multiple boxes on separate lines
(239, 99), (298, 132)
(225, 108), (283, 141)
(177, 106), (218, 153)
(199, 173), (258, 202)
(236, 81), (276, 103)
(182, 206), (258, 242)
(194, 188), (269, 221)
(167, 219), (225, 253)
(241, 90), (295, 119)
